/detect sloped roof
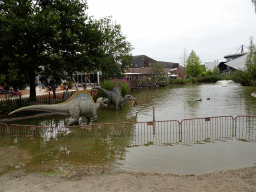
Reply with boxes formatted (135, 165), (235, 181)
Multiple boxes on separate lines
(225, 53), (248, 70)
(203, 62), (221, 71)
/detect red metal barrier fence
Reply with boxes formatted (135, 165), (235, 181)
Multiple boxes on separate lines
(234, 116), (256, 142)
(180, 116), (234, 144)
(121, 121), (180, 146)
(1, 116), (256, 145)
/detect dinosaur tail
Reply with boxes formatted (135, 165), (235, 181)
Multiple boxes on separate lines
(95, 87), (110, 96)
(9, 104), (69, 116)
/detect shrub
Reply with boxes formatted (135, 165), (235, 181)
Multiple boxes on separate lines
(169, 78), (185, 85)
(220, 74), (232, 80)
(201, 75), (220, 83)
(94, 79), (131, 101)
(231, 70), (251, 86)
(189, 77), (197, 83)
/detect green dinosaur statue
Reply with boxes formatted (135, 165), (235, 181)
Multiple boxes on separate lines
(9, 90), (108, 126)
(96, 85), (137, 111)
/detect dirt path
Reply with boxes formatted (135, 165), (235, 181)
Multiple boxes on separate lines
(0, 166), (256, 192)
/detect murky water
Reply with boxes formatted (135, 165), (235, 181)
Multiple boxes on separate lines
(1, 81), (256, 175)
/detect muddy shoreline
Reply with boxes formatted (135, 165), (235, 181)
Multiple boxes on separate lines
(1, 166), (256, 192)
(0, 145), (256, 191)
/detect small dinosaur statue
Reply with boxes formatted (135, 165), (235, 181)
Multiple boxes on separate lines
(96, 85), (137, 111)
(9, 90), (108, 126)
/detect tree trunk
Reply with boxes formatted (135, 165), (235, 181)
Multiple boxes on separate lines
(29, 68), (36, 101)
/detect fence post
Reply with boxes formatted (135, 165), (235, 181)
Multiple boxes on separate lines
(233, 116), (237, 137)
(153, 106), (155, 121)
(179, 122), (182, 142)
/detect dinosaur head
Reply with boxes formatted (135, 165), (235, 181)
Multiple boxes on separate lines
(124, 95), (137, 106)
(96, 97), (108, 107)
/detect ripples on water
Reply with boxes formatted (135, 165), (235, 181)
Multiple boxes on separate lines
(2, 82), (256, 175)
(129, 81), (256, 122)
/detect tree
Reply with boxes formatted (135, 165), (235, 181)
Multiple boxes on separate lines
(149, 62), (165, 74)
(252, 0), (256, 12)
(185, 50), (203, 78)
(93, 16), (133, 80)
(245, 37), (256, 79)
(212, 66), (220, 75)
(0, 0), (103, 100)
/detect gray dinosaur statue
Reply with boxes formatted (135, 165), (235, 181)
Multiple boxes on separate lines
(9, 90), (108, 126)
(96, 85), (137, 111)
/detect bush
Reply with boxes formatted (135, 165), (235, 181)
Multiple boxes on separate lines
(201, 75), (220, 83)
(169, 78), (185, 85)
(188, 77), (197, 83)
(94, 79), (131, 101)
(220, 74), (232, 80)
(231, 70), (251, 86)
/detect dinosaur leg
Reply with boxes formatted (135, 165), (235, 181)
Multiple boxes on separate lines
(93, 111), (98, 122)
(67, 105), (80, 126)
(67, 119), (78, 126)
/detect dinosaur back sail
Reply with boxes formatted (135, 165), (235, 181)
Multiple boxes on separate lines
(64, 90), (95, 104)
(112, 85), (121, 97)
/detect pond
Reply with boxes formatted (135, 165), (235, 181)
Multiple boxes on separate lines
(1, 81), (256, 175)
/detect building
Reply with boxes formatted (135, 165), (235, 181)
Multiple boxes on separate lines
(224, 52), (248, 62)
(130, 55), (156, 68)
(201, 61), (226, 74)
(130, 55), (179, 69)
(220, 45), (249, 74)
(127, 55), (183, 78)
(222, 53), (248, 74)
(169, 67), (186, 79)
(201, 45), (249, 75)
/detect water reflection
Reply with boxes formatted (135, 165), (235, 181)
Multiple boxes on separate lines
(1, 116), (255, 175)
(2, 84), (256, 175)
(185, 85), (201, 115)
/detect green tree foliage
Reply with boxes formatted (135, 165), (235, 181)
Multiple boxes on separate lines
(7, 63), (26, 90)
(232, 37), (256, 86)
(185, 50), (203, 78)
(0, 74), (5, 84)
(93, 16), (133, 80)
(149, 62), (165, 74)
(245, 37), (256, 79)
(0, 0), (103, 100)
(203, 65), (220, 76)
(212, 66), (220, 75)
(232, 70), (251, 86)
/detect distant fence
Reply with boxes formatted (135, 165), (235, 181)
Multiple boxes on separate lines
(0, 91), (76, 107)
(1, 116), (255, 146)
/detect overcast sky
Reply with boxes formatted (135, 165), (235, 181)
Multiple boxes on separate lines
(87, 0), (256, 65)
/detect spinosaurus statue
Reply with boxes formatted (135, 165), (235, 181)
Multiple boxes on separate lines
(9, 90), (108, 126)
(96, 85), (137, 111)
